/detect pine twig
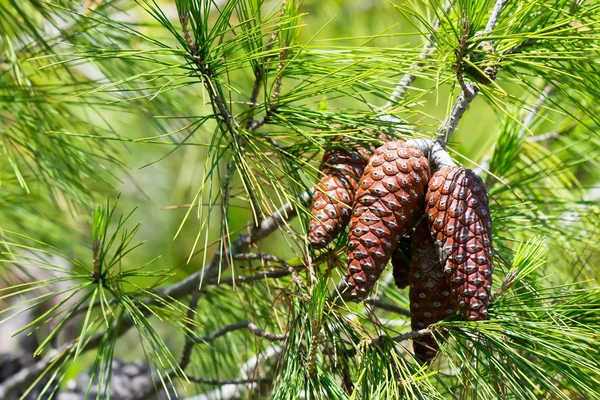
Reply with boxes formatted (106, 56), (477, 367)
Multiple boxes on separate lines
(473, 84), (554, 177)
(193, 321), (286, 344)
(363, 326), (442, 348)
(364, 298), (411, 317)
(247, 0), (291, 133)
(245, 1), (285, 130)
(234, 252), (302, 285)
(186, 377), (273, 385)
(178, 7), (266, 226)
(0, 194), (309, 399)
(247, 46), (290, 132)
(162, 191), (310, 299)
(185, 346), (282, 400)
(385, 0), (455, 107)
(435, 0), (508, 147)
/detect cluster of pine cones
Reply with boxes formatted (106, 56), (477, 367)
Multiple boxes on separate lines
(308, 132), (493, 362)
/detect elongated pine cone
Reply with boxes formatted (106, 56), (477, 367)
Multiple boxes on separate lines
(308, 143), (370, 249)
(391, 235), (411, 289)
(409, 219), (457, 362)
(425, 167), (493, 320)
(346, 141), (431, 300)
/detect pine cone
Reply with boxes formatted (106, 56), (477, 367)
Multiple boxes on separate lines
(346, 141), (431, 300)
(409, 220), (457, 362)
(465, 40), (499, 84)
(308, 142), (369, 249)
(425, 166), (493, 320)
(391, 235), (411, 289)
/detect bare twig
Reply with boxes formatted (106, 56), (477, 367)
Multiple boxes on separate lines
(185, 346), (282, 400)
(193, 321), (286, 344)
(473, 84), (554, 177)
(234, 252), (302, 285)
(363, 326), (441, 347)
(186, 377), (272, 385)
(206, 264), (306, 287)
(139, 320), (284, 400)
(364, 298), (411, 317)
(526, 131), (561, 143)
(179, 161), (237, 371)
(0, 348), (63, 398)
(385, 0), (454, 106)
(435, 0), (508, 147)
(162, 191), (310, 299)
(245, 1), (286, 130)
(0, 193), (309, 399)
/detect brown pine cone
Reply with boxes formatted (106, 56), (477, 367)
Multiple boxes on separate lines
(425, 166), (493, 320)
(391, 235), (411, 289)
(308, 131), (394, 249)
(308, 144), (368, 249)
(346, 140), (431, 300)
(409, 219), (457, 362)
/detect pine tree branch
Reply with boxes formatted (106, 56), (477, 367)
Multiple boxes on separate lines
(192, 321), (286, 344)
(435, 0), (508, 147)
(186, 377), (272, 385)
(244, 2), (284, 130)
(0, 194), (309, 399)
(162, 191), (309, 299)
(0, 347), (63, 398)
(234, 252), (302, 285)
(364, 325), (442, 347)
(473, 84), (554, 177)
(385, 0), (454, 107)
(364, 298), (411, 317)
(184, 346), (282, 400)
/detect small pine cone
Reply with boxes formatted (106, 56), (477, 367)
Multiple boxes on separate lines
(465, 40), (499, 84)
(391, 235), (411, 289)
(346, 141), (431, 300)
(308, 144), (368, 249)
(409, 219), (457, 362)
(425, 167), (493, 321)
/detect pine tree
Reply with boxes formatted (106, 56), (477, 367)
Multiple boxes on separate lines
(0, 0), (599, 399)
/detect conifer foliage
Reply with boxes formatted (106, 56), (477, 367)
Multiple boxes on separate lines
(0, 0), (599, 399)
